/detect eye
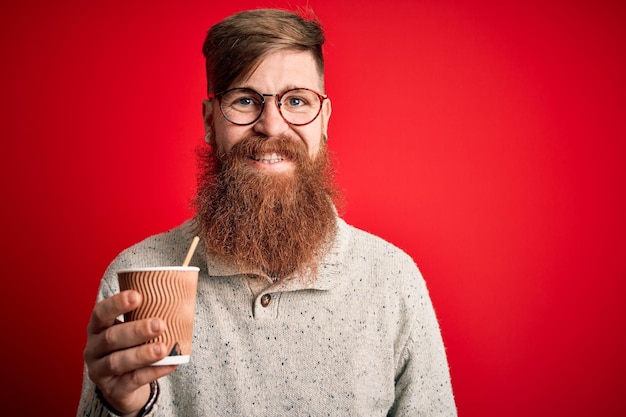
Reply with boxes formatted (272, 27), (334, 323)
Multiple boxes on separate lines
(221, 89), (263, 114)
(235, 96), (256, 106)
(286, 96), (306, 107)
(234, 95), (259, 107)
(283, 91), (315, 109)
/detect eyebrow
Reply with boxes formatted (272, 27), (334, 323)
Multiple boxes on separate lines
(233, 84), (312, 94)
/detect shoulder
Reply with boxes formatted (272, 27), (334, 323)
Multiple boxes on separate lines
(97, 220), (199, 299)
(115, 220), (198, 267)
(332, 218), (429, 308)
(337, 218), (420, 276)
(335, 219), (438, 348)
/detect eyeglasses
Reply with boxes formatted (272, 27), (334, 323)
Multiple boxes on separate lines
(209, 87), (328, 126)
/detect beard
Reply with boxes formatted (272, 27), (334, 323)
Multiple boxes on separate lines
(193, 134), (340, 279)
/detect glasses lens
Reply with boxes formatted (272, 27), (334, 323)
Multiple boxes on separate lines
(280, 89), (323, 125)
(219, 88), (263, 125)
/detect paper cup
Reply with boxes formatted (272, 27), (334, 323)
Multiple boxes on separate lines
(117, 266), (199, 365)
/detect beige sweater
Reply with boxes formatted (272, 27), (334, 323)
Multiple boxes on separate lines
(78, 218), (456, 416)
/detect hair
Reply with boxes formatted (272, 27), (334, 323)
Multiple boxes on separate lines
(202, 8), (326, 96)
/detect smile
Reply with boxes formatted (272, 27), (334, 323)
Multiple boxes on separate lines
(250, 153), (286, 164)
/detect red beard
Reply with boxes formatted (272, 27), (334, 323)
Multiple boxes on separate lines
(193, 135), (340, 279)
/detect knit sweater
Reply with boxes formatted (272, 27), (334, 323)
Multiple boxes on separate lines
(77, 218), (456, 416)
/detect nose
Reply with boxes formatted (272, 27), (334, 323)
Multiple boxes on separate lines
(253, 95), (290, 137)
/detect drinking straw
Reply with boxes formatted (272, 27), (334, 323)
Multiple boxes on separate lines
(182, 236), (200, 267)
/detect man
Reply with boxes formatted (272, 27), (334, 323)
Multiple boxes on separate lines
(78, 8), (456, 416)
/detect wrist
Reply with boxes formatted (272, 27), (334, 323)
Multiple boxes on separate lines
(95, 380), (159, 417)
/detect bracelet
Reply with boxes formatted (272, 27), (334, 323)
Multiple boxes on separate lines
(95, 380), (159, 417)
(140, 380), (159, 416)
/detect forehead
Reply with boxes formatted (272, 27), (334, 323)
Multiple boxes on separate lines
(236, 49), (324, 92)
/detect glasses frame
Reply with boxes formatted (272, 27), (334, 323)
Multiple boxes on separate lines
(208, 87), (329, 127)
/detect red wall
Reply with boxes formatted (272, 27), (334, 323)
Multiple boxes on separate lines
(1, 1), (624, 415)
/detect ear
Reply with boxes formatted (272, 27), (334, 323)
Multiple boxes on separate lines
(202, 99), (216, 145)
(321, 97), (332, 138)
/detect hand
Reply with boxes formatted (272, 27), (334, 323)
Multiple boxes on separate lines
(83, 290), (177, 415)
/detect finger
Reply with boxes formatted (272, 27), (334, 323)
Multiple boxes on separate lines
(113, 347), (177, 384)
(90, 342), (170, 381)
(87, 291), (142, 335)
(86, 317), (166, 361)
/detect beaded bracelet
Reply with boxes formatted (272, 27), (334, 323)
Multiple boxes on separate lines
(95, 380), (159, 416)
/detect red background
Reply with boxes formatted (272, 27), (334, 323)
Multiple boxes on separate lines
(1, 0), (624, 415)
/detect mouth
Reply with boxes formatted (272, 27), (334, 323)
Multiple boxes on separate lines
(249, 152), (286, 164)
(247, 152), (294, 173)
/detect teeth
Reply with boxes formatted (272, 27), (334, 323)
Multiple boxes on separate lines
(252, 153), (284, 164)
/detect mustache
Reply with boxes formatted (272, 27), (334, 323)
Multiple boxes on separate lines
(217, 135), (309, 164)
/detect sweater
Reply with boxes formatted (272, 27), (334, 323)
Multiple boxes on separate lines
(77, 217), (457, 416)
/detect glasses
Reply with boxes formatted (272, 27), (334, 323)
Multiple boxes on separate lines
(209, 87), (328, 126)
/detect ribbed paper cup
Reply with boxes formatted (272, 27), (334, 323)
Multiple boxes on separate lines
(117, 266), (199, 366)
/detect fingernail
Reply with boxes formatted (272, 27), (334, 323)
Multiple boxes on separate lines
(153, 344), (162, 355)
(150, 319), (162, 333)
(127, 291), (138, 304)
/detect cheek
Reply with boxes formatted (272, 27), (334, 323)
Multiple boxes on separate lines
(300, 126), (324, 158)
(303, 133), (323, 158)
(214, 125), (247, 153)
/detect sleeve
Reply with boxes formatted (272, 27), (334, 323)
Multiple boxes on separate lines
(389, 268), (457, 417)
(76, 370), (118, 416)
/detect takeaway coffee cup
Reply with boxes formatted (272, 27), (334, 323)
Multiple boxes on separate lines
(117, 266), (200, 366)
